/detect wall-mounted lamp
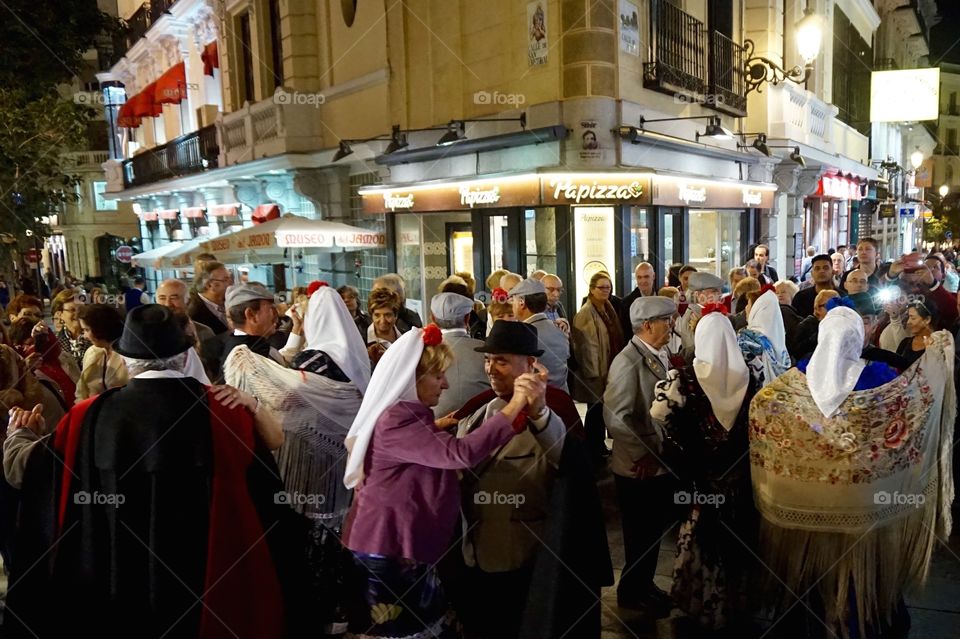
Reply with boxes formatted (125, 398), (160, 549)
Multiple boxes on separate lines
(737, 132), (771, 156)
(636, 114), (734, 141)
(744, 2), (822, 94)
(437, 113), (527, 146)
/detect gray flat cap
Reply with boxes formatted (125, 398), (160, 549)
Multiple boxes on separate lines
(225, 283), (274, 309)
(687, 272), (725, 292)
(630, 296), (677, 326)
(430, 292), (474, 321)
(508, 278), (546, 297)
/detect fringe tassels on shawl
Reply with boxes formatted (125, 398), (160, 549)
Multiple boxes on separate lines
(749, 331), (956, 637)
(224, 345), (363, 528)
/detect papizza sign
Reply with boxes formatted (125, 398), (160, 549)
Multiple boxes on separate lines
(360, 173), (775, 213)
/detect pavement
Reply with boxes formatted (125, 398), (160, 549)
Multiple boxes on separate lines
(594, 462), (960, 638)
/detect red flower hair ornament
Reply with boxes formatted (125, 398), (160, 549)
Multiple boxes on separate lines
(701, 303), (729, 316)
(422, 323), (443, 346)
(491, 287), (510, 303)
(759, 284), (777, 296)
(306, 280), (330, 296)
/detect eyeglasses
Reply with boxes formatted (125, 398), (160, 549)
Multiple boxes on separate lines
(593, 285), (612, 291)
(209, 278), (230, 283)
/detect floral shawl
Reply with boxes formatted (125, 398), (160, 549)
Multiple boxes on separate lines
(748, 330), (955, 636)
(737, 328), (790, 388)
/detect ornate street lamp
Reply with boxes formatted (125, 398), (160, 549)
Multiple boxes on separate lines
(744, 3), (822, 94)
(940, 184), (950, 198)
(910, 148), (925, 171)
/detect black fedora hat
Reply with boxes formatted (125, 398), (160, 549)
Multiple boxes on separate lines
(474, 321), (543, 356)
(113, 304), (193, 359)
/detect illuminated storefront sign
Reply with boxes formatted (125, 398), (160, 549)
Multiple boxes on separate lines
(361, 173), (774, 212)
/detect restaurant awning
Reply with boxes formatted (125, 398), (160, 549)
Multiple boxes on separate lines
(155, 62), (187, 104)
(131, 242), (183, 269)
(186, 214), (386, 265)
(201, 41), (219, 77)
(252, 203), (281, 225)
(117, 99), (142, 129)
(131, 83), (162, 118)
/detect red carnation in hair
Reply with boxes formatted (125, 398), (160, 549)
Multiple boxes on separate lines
(701, 302), (729, 316)
(759, 284), (777, 295)
(306, 280), (329, 296)
(422, 323), (442, 346)
(491, 287), (510, 303)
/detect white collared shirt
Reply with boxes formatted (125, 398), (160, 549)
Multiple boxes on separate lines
(637, 336), (670, 371)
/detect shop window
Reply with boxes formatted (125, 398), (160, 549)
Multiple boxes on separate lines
(523, 208), (558, 277)
(688, 209), (743, 280)
(572, 206), (617, 306)
(395, 212), (471, 323)
(628, 206), (651, 273)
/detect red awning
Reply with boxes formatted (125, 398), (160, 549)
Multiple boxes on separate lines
(117, 100), (142, 129)
(252, 203), (281, 225)
(131, 83), (162, 118)
(155, 62), (187, 104)
(184, 207), (205, 218)
(141, 211), (159, 222)
(201, 41), (219, 77)
(210, 204), (239, 217)
(157, 209), (179, 220)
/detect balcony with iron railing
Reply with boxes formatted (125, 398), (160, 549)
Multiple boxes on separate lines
(708, 31), (747, 116)
(122, 124), (219, 189)
(150, 0), (177, 23)
(643, 0), (747, 117)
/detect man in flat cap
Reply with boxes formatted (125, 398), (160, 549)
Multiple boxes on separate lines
(205, 283), (284, 382)
(430, 291), (490, 417)
(603, 296), (679, 616)
(678, 271), (725, 358)
(509, 278), (570, 393)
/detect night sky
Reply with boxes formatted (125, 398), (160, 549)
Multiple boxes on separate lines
(930, 0), (960, 64)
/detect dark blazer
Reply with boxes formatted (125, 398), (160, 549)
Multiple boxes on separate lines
(187, 294), (229, 335)
(396, 306), (423, 333)
(619, 287), (650, 337)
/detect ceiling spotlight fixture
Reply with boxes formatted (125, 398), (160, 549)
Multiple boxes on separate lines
(437, 120), (467, 145)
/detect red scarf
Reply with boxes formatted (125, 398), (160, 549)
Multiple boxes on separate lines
(53, 388), (285, 638)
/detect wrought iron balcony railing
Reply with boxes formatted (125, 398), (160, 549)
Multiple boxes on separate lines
(708, 31), (747, 116)
(644, 0), (707, 97)
(123, 125), (219, 189)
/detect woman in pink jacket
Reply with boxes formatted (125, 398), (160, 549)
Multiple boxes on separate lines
(342, 324), (545, 638)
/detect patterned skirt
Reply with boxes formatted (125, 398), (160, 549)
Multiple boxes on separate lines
(346, 552), (457, 639)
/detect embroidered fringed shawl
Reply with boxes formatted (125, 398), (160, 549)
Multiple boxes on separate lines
(225, 345), (363, 528)
(748, 330), (955, 636)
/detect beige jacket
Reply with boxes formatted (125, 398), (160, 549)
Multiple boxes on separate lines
(457, 397), (565, 573)
(572, 301), (611, 403)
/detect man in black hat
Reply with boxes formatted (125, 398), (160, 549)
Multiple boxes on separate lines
(2, 305), (302, 637)
(452, 320), (566, 638)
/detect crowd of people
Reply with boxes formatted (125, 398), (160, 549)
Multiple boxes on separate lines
(0, 239), (954, 639)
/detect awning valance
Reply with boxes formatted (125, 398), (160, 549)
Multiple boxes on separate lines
(210, 203), (239, 217)
(157, 208), (179, 220)
(117, 99), (141, 129)
(131, 83), (162, 118)
(252, 203), (281, 225)
(155, 62), (187, 104)
(184, 207), (206, 219)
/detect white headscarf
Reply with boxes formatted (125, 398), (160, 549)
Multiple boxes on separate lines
(806, 306), (866, 418)
(304, 286), (371, 394)
(747, 290), (787, 355)
(694, 311), (749, 431)
(343, 327), (425, 489)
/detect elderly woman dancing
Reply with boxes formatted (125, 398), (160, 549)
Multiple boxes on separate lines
(341, 324), (544, 639)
